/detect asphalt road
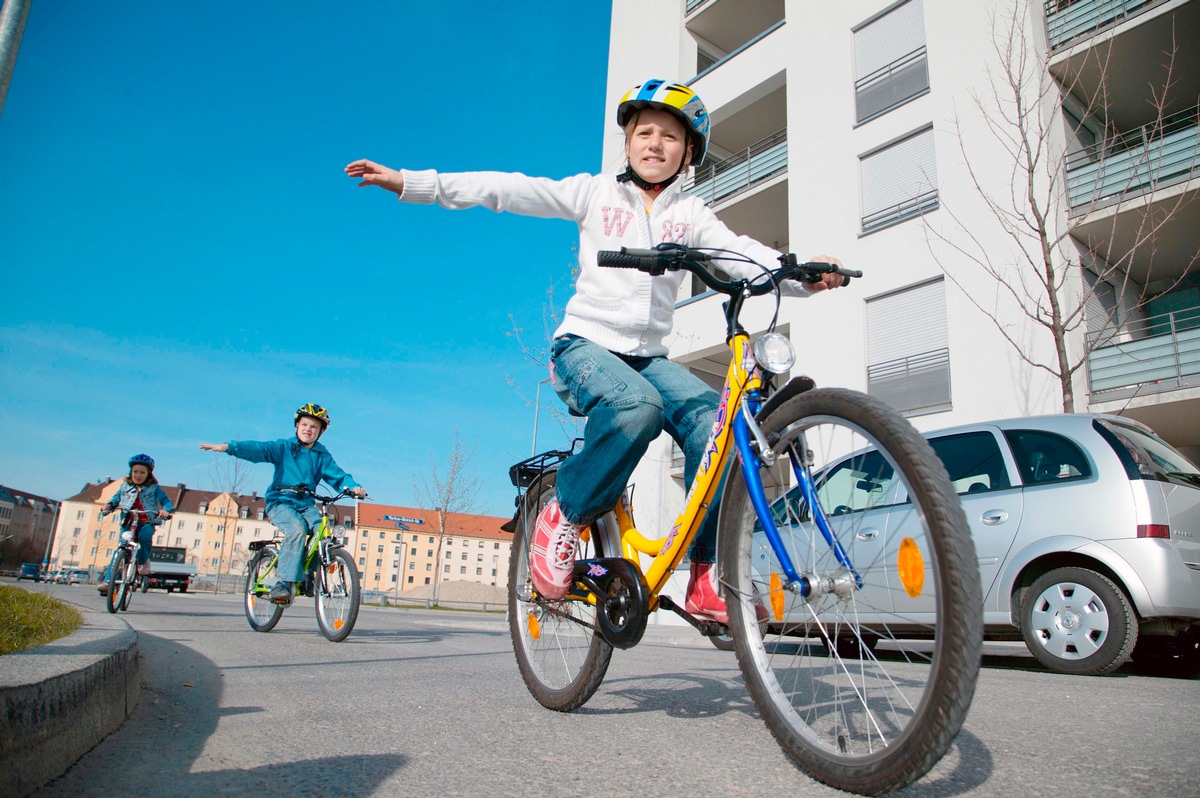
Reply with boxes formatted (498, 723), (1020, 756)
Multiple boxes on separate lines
(21, 582), (1200, 798)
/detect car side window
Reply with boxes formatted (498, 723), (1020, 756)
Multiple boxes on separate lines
(1004, 430), (1092, 485)
(816, 450), (896, 515)
(927, 432), (1012, 494)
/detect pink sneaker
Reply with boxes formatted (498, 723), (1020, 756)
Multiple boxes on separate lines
(529, 499), (583, 600)
(686, 561), (769, 625)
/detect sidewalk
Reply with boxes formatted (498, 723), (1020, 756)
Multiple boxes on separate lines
(0, 594), (140, 797)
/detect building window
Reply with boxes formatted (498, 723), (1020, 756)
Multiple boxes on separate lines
(199, 502), (208, 514)
(177, 519), (185, 529)
(360, 543), (367, 551)
(860, 125), (938, 234)
(76, 510), (84, 519)
(459, 566), (466, 574)
(376, 558), (382, 567)
(460, 552), (467, 561)
(257, 509), (265, 520)
(358, 557), (365, 566)
(854, 0), (929, 123)
(476, 568), (482, 576)
(443, 564), (450, 573)
(866, 278), (951, 414)
(407, 575), (414, 584)
(377, 545), (384, 553)
(196, 522), (204, 531)
(409, 562), (415, 570)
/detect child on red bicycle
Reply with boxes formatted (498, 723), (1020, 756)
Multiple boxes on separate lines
(200, 403), (366, 605)
(101, 454), (175, 576)
(346, 79), (845, 622)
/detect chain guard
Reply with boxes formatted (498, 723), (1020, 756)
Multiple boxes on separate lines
(572, 557), (650, 649)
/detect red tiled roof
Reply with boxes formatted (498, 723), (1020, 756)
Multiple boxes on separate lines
(357, 502), (510, 539)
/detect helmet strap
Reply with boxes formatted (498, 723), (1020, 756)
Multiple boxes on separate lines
(617, 164), (681, 193)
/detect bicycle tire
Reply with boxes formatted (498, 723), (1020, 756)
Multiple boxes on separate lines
(315, 548), (361, 642)
(244, 547), (284, 632)
(508, 470), (614, 712)
(105, 550), (127, 614)
(719, 387), (982, 795)
(119, 558), (135, 611)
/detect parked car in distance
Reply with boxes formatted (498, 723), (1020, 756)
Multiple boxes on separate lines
(63, 569), (90, 585)
(18, 562), (42, 581)
(756, 413), (1200, 677)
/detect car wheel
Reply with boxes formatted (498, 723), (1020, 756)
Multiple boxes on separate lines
(1021, 567), (1136, 676)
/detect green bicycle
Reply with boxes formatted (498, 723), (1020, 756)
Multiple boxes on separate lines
(244, 488), (362, 642)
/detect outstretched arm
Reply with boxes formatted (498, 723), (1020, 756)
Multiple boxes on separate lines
(345, 159), (405, 196)
(199, 442), (228, 452)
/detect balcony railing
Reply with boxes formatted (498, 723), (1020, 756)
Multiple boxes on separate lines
(1044, 0), (1161, 50)
(1065, 106), (1200, 212)
(867, 348), (951, 414)
(686, 129), (787, 205)
(1087, 303), (1200, 394)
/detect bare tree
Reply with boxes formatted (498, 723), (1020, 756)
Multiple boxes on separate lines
(208, 448), (253, 593)
(925, 0), (1199, 412)
(412, 428), (482, 606)
(506, 250), (585, 447)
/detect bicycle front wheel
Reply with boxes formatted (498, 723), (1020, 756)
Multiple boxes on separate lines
(245, 547), (284, 632)
(719, 387), (982, 795)
(315, 548), (360, 642)
(508, 470), (614, 712)
(118, 558), (136, 611)
(105, 550), (128, 614)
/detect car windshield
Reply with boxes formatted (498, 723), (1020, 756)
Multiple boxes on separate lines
(1096, 418), (1200, 485)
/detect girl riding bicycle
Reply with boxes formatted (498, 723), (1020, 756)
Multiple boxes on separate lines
(102, 454), (175, 576)
(200, 403), (366, 605)
(346, 79), (846, 620)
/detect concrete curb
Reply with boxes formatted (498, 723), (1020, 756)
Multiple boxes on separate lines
(0, 600), (140, 796)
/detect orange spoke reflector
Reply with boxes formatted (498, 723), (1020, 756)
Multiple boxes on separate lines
(769, 572), (784, 621)
(327, 564), (337, 574)
(580, 527), (592, 543)
(898, 537), (925, 597)
(527, 612), (541, 640)
(333, 619), (344, 629)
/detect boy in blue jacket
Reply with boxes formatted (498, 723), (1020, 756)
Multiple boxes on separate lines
(201, 403), (366, 605)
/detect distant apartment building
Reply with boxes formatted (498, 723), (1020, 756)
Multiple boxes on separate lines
(603, 0), (1199, 547)
(0, 485), (59, 568)
(355, 503), (512, 596)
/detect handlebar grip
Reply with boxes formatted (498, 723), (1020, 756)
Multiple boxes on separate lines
(597, 249), (663, 273)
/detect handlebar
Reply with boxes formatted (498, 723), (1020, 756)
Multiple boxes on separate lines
(278, 486), (366, 504)
(597, 243), (862, 296)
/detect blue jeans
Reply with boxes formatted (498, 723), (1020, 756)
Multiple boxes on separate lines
(132, 523), (155, 566)
(550, 335), (723, 563)
(267, 503), (322, 583)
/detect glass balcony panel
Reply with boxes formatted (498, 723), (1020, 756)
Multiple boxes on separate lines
(1087, 303), (1200, 393)
(1065, 107), (1200, 212)
(1044, 0), (1161, 50)
(686, 130), (787, 206)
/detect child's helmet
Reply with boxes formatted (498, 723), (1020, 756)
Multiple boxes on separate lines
(616, 79), (711, 167)
(295, 403), (330, 430)
(128, 453), (155, 471)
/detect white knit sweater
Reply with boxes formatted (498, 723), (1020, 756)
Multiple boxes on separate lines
(399, 168), (810, 357)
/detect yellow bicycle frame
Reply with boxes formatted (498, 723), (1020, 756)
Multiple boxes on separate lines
(608, 332), (761, 606)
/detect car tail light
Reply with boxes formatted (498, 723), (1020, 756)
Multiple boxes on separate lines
(1137, 524), (1170, 539)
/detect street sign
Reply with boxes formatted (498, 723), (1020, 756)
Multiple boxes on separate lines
(383, 514), (425, 525)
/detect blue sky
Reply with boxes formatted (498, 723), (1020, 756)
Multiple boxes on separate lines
(0, 1), (613, 516)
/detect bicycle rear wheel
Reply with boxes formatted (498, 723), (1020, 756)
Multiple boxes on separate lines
(245, 547), (284, 632)
(105, 550), (128, 615)
(719, 387), (982, 795)
(508, 470), (614, 712)
(315, 548), (360, 642)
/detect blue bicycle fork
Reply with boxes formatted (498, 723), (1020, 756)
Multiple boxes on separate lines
(732, 408), (861, 597)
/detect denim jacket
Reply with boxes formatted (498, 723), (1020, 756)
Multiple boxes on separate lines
(224, 437), (358, 510)
(104, 480), (175, 525)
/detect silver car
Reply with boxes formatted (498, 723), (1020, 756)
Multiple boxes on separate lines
(754, 413), (1200, 677)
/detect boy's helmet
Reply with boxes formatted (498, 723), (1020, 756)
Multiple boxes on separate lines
(128, 453), (155, 471)
(295, 403), (330, 430)
(616, 79), (711, 167)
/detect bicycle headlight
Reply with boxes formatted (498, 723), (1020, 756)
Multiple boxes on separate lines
(753, 332), (795, 374)
(333, 525), (347, 540)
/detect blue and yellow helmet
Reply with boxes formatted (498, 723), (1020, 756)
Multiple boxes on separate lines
(617, 79), (711, 167)
(295, 403), (330, 430)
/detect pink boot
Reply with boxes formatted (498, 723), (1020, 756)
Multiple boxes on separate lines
(686, 562), (769, 625)
(529, 499), (584, 600)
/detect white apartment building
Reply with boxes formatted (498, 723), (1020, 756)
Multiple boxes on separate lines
(601, 0), (1199, 602)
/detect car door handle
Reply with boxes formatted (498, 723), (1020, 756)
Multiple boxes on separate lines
(856, 528), (880, 541)
(981, 510), (1009, 525)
